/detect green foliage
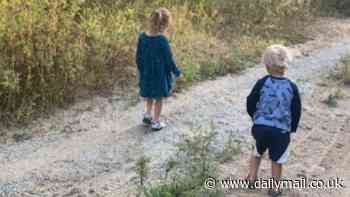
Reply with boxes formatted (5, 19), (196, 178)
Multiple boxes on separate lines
(219, 0), (313, 30)
(316, 0), (350, 16)
(142, 123), (225, 197)
(136, 156), (151, 186)
(328, 55), (350, 84)
(217, 131), (242, 163)
(182, 64), (201, 82)
(323, 94), (338, 108)
(341, 55), (350, 84)
(322, 88), (344, 108)
(144, 184), (179, 197)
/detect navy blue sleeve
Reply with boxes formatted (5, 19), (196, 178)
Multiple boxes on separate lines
(247, 77), (267, 119)
(162, 37), (181, 77)
(136, 34), (143, 72)
(290, 82), (302, 133)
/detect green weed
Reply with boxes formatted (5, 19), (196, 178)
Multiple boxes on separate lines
(141, 123), (225, 197)
(341, 56), (350, 84)
(323, 94), (338, 108)
(136, 156), (151, 186)
(217, 131), (242, 163)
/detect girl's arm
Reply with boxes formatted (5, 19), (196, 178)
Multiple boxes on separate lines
(136, 35), (143, 72)
(163, 38), (181, 77)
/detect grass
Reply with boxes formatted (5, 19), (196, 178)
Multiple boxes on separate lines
(326, 54), (350, 85)
(341, 55), (350, 84)
(322, 55), (350, 108)
(135, 156), (151, 187)
(217, 131), (242, 163)
(323, 94), (339, 108)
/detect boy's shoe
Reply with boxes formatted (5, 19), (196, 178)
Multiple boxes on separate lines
(142, 113), (152, 125)
(268, 189), (282, 197)
(244, 175), (257, 190)
(151, 121), (166, 131)
(247, 180), (257, 190)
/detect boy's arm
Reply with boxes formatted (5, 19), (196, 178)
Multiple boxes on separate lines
(291, 83), (302, 133)
(247, 77), (266, 119)
(163, 38), (181, 77)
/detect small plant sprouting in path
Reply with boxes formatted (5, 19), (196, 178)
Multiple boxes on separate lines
(323, 94), (339, 108)
(321, 56), (350, 108)
(135, 156), (151, 187)
(137, 122), (227, 197)
(322, 87), (345, 108)
(217, 130), (242, 163)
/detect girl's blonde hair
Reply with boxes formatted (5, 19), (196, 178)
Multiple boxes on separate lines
(262, 45), (292, 68)
(149, 8), (171, 34)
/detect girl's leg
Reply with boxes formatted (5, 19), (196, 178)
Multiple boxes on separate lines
(145, 98), (153, 115)
(248, 156), (262, 181)
(153, 98), (163, 122)
(143, 98), (153, 125)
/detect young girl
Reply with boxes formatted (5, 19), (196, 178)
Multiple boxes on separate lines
(136, 8), (181, 131)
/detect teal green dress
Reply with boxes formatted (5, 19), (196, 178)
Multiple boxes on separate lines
(136, 32), (181, 99)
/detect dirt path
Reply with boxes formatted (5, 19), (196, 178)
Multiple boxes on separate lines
(1, 18), (350, 197)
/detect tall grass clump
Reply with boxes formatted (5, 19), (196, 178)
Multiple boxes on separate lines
(0, 0), (139, 123)
(0, 0), (317, 124)
(316, 0), (350, 16)
(341, 55), (350, 84)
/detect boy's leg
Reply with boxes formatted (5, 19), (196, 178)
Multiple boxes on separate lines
(153, 98), (163, 122)
(248, 155), (262, 181)
(268, 130), (290, 195)
(269, 162), (283, 196)
(271, 161), (282, 187)
(248, 125), (268, 181)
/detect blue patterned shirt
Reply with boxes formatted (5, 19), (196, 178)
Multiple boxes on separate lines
(247, 75), (302, 133)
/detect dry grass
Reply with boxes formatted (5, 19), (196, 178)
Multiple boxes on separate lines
(341, 56), (350, 84)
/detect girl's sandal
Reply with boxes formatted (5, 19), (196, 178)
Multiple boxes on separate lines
(268, 188), (283, 197)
